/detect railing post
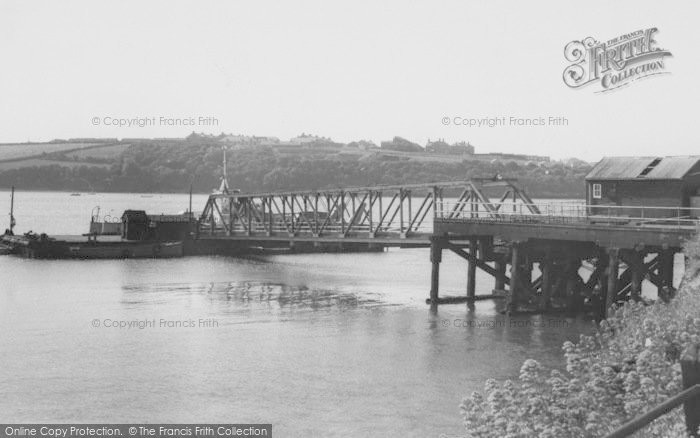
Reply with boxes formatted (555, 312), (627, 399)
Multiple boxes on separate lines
(682, 343), (700, 436)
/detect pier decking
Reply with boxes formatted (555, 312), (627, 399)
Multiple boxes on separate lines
(196, 178), (700, 317)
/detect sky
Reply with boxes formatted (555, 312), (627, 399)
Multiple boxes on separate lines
(0, 0), (698, 161)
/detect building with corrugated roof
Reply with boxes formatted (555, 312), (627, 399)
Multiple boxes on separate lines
(585, 156), (700, 217)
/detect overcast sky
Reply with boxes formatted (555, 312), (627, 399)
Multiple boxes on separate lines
(1, 1), (698, 160)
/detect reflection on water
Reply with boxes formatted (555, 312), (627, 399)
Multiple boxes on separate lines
(123, 281), (391, 311)
(0, 192), (596, 437)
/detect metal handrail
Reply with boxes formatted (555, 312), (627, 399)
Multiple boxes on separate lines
(436, 200), (700, 228)
(438, 200), (700, 215)
(604, 384), (700, 438)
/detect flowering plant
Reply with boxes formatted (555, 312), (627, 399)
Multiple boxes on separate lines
(460, 230), (700, 437)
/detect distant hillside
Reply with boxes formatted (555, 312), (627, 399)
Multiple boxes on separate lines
(0, 137), (591, 197)
(0, 142), (105, 162)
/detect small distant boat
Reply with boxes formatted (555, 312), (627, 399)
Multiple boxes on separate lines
(140, 194), (154, 198)
(70, 193), (81, 196)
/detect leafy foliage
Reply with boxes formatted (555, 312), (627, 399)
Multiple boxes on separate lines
(460, 231), (700, 437)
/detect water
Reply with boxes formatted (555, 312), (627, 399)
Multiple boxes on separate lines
(0, 191), (596, 437)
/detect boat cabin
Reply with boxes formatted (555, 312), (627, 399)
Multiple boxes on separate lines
(122, 210), (193, 241)
(585, 156), (700, 218)
(122, 210), (150, 240)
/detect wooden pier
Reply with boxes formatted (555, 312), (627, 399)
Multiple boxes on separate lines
(195, 173), (700, 317)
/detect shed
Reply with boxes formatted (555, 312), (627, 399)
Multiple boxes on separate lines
(585, 156), (700, 218)
(121, 210), (149, 240)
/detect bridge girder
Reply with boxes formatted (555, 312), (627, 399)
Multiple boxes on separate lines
(197, 179), (531, 241)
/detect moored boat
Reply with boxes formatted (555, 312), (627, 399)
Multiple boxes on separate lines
(1, 233), (184, 259)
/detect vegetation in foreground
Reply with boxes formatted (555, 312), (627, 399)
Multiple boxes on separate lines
(460, 231), (700, 437)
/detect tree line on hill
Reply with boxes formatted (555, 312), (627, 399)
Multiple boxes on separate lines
(0, 139), (591, 197)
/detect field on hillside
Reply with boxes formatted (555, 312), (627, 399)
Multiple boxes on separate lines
(0, 143), (101, 161)
(64, 143), (131, 160)
(0, 159), (112, 171)
(271, 145), (469, 163)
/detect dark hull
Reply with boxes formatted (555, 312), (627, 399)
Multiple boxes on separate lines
(1, 235), (183, 259)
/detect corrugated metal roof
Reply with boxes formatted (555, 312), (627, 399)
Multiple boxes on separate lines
(586, 156), (700, 180)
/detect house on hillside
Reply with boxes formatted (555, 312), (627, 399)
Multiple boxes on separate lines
(585, 156), (700, 218)
(380, 136), (423, 153)
(289, 133), (332, 145)
(219, 134), (280, 145)
(426, 139), (475, 155)
(347, 140), (379, 150)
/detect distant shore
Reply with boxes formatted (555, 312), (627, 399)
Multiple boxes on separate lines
(0, 136), (591, 198)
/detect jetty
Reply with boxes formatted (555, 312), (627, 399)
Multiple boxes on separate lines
(195, 156), (700, 317)
(3, 155), (700, 318)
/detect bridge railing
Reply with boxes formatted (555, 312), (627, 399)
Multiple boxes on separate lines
(437, 200), (700, 228)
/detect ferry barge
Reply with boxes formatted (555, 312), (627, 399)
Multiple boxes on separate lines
(1, 207), (192, 259)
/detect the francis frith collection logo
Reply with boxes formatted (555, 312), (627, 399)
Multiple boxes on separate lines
(563, 28), (672, 92)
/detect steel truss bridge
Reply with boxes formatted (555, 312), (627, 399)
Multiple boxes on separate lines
(196, 178), (699, 316)
(197, 179), (539, 246)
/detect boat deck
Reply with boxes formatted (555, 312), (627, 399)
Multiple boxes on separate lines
(48, 235), (125, 243)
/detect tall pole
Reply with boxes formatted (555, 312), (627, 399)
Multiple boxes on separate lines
(9, 185), (15, 233)
(219, 146), (229, 194)
(222, 146), (227, 183)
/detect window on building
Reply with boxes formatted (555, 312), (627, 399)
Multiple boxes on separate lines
(592, 183), (602, 199)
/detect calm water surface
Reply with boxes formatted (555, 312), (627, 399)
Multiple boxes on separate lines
(0, 191), (596, 437)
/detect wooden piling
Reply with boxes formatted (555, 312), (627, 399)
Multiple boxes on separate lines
(430, 237), (443, 305)
(659, 249), (675, 299)
(630, 251), (643, 302)
(494, 257), (506, 291)
(509, 243), (521, 311)
(467, 238), (477, 299)
(606, 248), (619, 318)
(477, 237), (492, 261)
(566, 258), (583, 312)
(540, 256), (553, 311)
(596, 251), (609, 320)
(681, 343), (700, 436)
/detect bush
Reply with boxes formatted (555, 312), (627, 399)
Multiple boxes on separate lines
(460, 230), (700, 437)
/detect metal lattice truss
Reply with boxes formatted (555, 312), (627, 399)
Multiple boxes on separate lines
(198, 179), (537, 241)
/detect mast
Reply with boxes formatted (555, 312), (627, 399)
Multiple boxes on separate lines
(223, 146), (227, 183)
(218, 146), (230, 194)
(9, 186), (16, 233)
